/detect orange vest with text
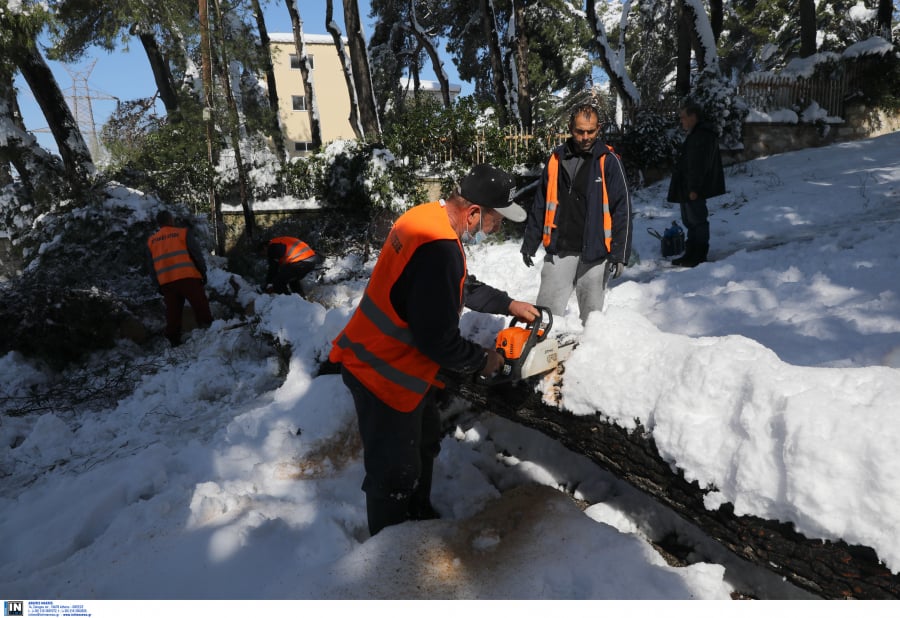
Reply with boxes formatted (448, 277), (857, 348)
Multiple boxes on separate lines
(147, 226), (201, 285)
(270, 237), (315, 264)
(329, 201), (465, 412)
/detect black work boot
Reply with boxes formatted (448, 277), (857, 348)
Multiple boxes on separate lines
(366, 494), (410, 537)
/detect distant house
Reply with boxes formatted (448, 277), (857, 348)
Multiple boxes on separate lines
(269, 33), (461, 157)
(269, 33), (355, 157)
(399, 77), (462, 103)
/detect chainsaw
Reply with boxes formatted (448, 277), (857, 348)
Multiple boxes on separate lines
(481, 306), (577, 385)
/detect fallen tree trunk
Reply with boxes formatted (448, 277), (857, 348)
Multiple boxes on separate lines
(445, 376), (900, 599)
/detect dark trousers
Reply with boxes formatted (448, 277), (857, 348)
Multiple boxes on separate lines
(680, 198), (710, 259)
(341, 367), (441, 536)
(272, 260), (316, 296)
(161, 278), (213, 345)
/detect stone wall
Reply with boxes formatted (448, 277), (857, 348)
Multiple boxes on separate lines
(723, 104), (900, 165)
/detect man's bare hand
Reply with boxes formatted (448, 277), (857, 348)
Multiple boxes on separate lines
(508, 300), (540, 323)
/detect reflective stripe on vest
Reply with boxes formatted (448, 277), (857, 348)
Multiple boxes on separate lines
(147, 227), (201, 285)
(329, 201), (465, 412)
(542, 150), (613, 252)
(270, 236), (315, 264)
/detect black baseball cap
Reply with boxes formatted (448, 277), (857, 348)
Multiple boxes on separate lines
(458, 164), (527, 222)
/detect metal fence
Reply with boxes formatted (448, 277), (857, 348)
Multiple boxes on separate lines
(436, 59), (869, 165)
(736, 61), (861, 117)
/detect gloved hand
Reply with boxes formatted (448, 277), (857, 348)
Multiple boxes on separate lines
(609, 261), (624, 280)
(522, 252), (534, 268)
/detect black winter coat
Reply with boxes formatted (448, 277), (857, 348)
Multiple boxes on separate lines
(667, 121), (726, 203)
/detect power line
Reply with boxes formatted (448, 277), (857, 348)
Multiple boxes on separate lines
(62, 60), (118, 162)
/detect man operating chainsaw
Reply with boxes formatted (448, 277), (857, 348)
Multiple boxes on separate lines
(329, 163), (540, 537)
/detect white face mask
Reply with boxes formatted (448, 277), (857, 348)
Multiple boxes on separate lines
(462, 214), (487, 245)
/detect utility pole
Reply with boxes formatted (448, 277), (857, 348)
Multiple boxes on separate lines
(199, 0), (224, 254)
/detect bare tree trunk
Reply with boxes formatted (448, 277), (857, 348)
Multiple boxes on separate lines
(585, 0), (639, 116)
(0, 67), (63, 203)
(675, 5), (692, 98)
(326, 0), (365, 140)
(877, 0), (893, 41)
(251, 0), (286, 164)
(679, 0), (720, 73)
(198, 0), (224, 254)
(511, 0), (532, 131)
(343, 0), (381, 137)
(136, 30), (180, 115)
(445, 375), (900, 600)
(211, 0), (255, 241)
(799, 0), (816, 57)
(479, 0), (509, 126)
(409, 1), (451, 108)
(709, 0), (723, 43)
(13, 42), (94, 192)
(285, 0), (323, 151)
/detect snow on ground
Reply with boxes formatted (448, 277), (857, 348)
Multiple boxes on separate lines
(2, 132), (900, 609)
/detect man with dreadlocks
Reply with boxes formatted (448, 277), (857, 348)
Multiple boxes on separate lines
(521, 103), (633, 324)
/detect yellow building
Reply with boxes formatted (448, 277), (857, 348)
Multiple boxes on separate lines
(269, 32), (460, 157)
(269, 32), (356, 156)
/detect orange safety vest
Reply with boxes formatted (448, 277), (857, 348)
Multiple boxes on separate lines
(542, 147), (614, 252)
(329, 201), (466, 412)
(147, 226), (202, 285)
(270, 236), (315, 264)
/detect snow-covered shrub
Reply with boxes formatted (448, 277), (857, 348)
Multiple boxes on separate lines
(614, 109), (681, 186)
(0, 185), (205, 368)
(691, 69), (749, 150)
(278, 140), (424, 216)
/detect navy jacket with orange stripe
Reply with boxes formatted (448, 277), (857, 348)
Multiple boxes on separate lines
(522, 138), (633, 265)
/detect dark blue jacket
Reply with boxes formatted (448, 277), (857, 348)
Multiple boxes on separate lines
(522, 139), (633, 265)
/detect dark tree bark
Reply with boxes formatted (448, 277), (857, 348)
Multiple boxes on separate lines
(250, 0), (287, 164)
(343, 0), (381, 137)
(210, 0), (255, 240)
(326, 0), (365, 139)
(479, 0), (510, 126)
(876, 0), (893, 41)
(198, 0), (224, 254)
(442, 375), (900, 599)
(285, 0), (323, 151)
(585, 0), (638, 114)
(0, 67), (63, 202)
(679, 0), (708, 72)
(13, 42), (94, 191)
(137, 31), (180, 115)
(511, 0), (532, 130)
(409, 2), (451, 108)
(799, 0), (816, 58)
(675, 4), (692, 97)
(709, 0), (724, 43)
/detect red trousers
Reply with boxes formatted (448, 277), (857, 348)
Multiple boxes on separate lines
(161, 278), (213, 345)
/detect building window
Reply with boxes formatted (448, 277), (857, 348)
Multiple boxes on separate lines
(294, 142), (314, 153)
(289, 54), (315, 70)
(292, 95), (307, 111)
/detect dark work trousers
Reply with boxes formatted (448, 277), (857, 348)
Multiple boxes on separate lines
(272, 260), (316, 296)
(680, 198), (710, 260)
(341, 366), (441, 536)
(161, 277), (213, 346)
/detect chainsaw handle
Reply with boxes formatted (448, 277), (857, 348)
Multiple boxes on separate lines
(507, 305), (552, 343)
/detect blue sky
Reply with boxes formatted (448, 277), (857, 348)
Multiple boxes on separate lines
(16, 1), (464, 153)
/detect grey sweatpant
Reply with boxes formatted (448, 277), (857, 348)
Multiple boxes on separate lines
(536, 252), (611, 324)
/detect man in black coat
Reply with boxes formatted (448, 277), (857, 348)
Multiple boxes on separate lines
(666, 101), (726, 267)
